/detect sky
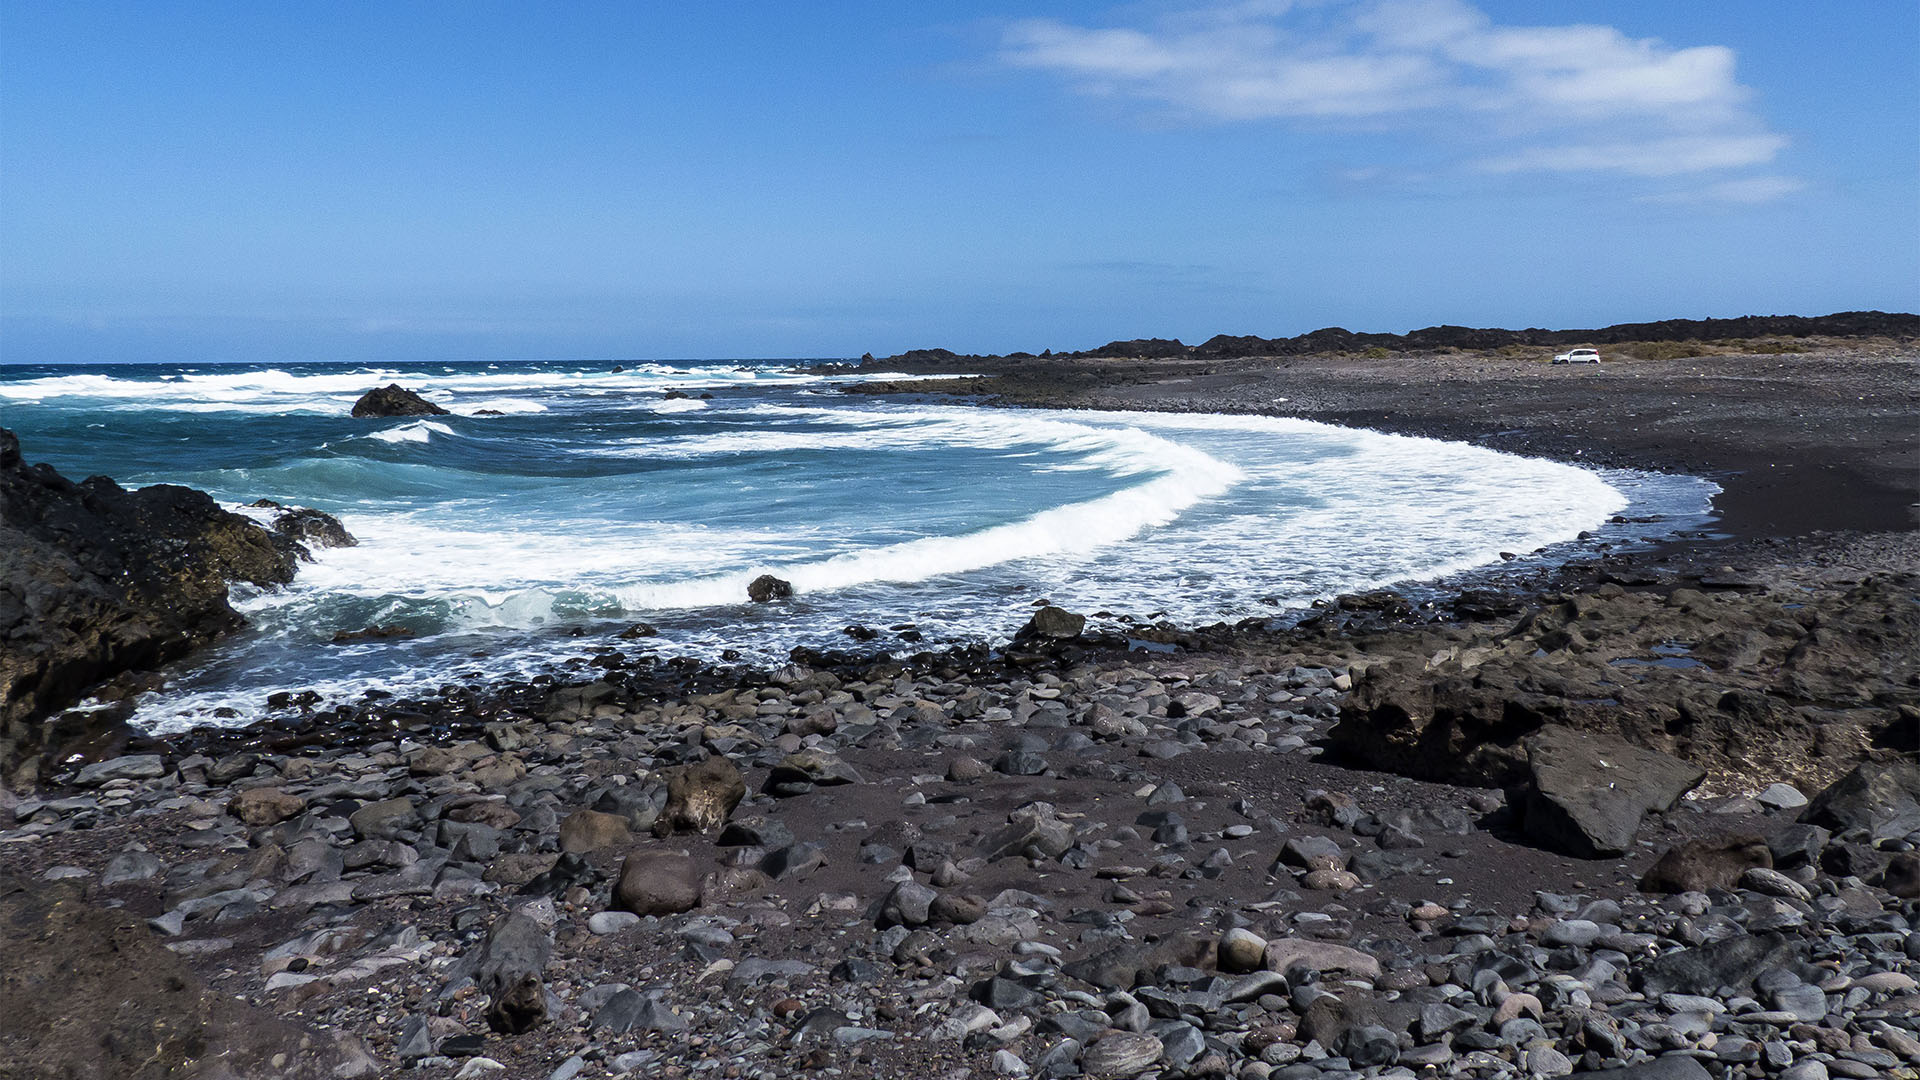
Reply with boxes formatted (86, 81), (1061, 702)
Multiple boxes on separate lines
(1, 1), (1915, 363)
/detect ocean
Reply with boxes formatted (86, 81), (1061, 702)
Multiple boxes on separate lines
(0, 359), (1716, 733)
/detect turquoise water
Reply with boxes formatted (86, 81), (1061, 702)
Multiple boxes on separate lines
(0, 359), (1714, 732)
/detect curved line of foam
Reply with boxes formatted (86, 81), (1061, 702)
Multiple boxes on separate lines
(608, 440), (1243, 611)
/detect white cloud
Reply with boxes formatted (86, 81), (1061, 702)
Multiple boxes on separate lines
(1480, 134), (1789, 178)
(1639, 176), (1808, 205)
(999, 0), (1788, 182)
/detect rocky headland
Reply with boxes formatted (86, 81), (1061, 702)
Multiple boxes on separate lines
(1, 325), (1916, 1080)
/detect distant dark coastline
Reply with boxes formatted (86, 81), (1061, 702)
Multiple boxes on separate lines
(867, 309), (1920, 366)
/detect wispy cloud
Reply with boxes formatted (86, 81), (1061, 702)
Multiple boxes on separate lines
(999, 0), (1792, 190)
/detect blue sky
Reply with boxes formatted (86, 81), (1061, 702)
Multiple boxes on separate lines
(2, 1), (1915, 362)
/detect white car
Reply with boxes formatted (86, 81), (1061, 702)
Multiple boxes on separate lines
(1552, 348), (1601, 365)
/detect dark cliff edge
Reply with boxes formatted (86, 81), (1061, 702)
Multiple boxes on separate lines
(869, 309), (1920, 367)
(0, 428), (313, 791)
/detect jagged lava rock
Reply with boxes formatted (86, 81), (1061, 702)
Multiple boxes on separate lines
(349, 383), (448, 417)
(0, 428), (301, 790)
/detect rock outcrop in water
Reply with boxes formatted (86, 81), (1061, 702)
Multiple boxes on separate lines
(350, 383), (448, 417)
(0, 428), (317, 791)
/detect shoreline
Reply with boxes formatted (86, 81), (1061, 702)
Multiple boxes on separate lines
(3, 342), (1916, 1080)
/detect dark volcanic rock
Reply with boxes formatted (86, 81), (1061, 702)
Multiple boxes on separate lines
(1018, 605), (1087, 640)
(1799, 759), (1920, 840)
(747, 574), (793, 603)
(0, 428), (301, 790)
(267, 506), (357, 549)
(1520, 727), (1705, 858)
(349, 383), (448, 417)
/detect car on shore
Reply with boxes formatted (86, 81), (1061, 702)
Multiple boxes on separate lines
(1552, 348), (1601, 365)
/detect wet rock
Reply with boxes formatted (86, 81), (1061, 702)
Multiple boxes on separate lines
(350, 384), (448, 417)
(653, 755), (745, 836)
(612, 852), (701, 916)
(747, 574), (793, 603)
(1020, 606), (1087, 640)
(1638, 834), (1771, 893)
(1, 429), (301, 791)
(1521, 727), (1704, 858)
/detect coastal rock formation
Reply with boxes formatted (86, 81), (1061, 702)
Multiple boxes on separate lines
(251, 500), (357, 548)
(349, 383), (448, 417)
(0, 429), (301, 790)
(747, 574), (793, 603)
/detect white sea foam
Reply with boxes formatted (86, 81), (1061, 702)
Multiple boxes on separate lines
(648, 397), (709, 413)
(366, 420), (455, 444)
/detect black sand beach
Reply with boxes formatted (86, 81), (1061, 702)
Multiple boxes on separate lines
(2, 334), (1916, 1080)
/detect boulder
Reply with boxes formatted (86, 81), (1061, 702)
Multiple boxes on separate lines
(1636, 932), (1808, 997)
(1520, 727), (1704, 858)
(612, 852), (701, 917)
(1799, 759), (1920, 841)
(1082, 1032), (1163, 1077)
(266, 506), (356, 549)
(746, 574), (792, 603)
(456, 908), (553, 1034)
(1019, 605), (1086, 640)
(558, 810), (632, 854)
(0, 429), (301, 791)
(1326, 660), (1544, 787)
(1638, 834), (1772, 894)
(1880, 852), (1920, 898)
(764, 749), (863, 796)
(349, 384), (447, 417)
(979, 802), (1076, 861)
(1261, 938), (1381, 979)
(228, 787), (307, 827)
(653, 755), (746, 836)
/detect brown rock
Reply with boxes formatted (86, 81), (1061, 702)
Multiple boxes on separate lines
(228, 787), (306, 826)
(1639, 834), (1773, 894)
(465, 754), (525, 789)
(485, 973), (547, 1034)
(613, 851), (702, 916)
(653, 755), (746, 837)
(1262, 938), (1382, 979)
(559, 810), (633, 854)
